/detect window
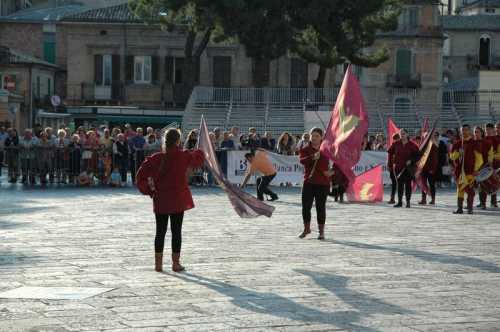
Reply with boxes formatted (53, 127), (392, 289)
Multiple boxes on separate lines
(174, 57), (184, 84)
(134, 56), (152, 83)
(48, 78), (51, 96)
(290, 58), (308, 88)
(394, 97), (411, 114)
(479, 35), (491, 66)
(443, 34), (451, 57)
(398, 7), (419, 29)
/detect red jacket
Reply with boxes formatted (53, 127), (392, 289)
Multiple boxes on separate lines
(299, 144), (330, 186)
(387, 140), (419, 173)
(136, 147), (204, 214)
(450, 138), (482, 178)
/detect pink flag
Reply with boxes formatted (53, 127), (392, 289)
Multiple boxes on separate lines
(421, 117), (429, 139)
(320, 65), (369, 184)
(347, 165), (384, 203)
(387, 118), (400, 149)
(198, 116), (275, 218)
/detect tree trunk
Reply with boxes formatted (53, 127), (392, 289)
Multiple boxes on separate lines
(313, 65), (327, 88)
(181, 27), (213, 104)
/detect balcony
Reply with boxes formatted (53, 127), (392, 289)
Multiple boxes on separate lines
(466, 55), (500, 71)
(65, 81), (194, 108)
(386, 73), (422, 89)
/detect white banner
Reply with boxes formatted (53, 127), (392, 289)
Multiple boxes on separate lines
(227, 151), (304, 185)
(226, 150), (390, 185)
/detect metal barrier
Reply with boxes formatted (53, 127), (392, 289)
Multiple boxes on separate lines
(2, 144), (162, 186)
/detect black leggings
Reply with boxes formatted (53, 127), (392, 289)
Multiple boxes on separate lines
(422, 171), (436, 198)
(256, 173), (277, 200)
(389, 170), (397, 200)
(155, 213), (184, 254)
(302, 183), (329, 225)
(397, 170), (412, 204)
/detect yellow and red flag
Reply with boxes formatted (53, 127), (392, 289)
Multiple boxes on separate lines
(347, 165), (384, 203)
(320, 65), (369, 184)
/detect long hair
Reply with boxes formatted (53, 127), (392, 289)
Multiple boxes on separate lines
(163, 128), (181, 152)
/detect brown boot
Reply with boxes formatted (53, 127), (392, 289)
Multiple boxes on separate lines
(418, 193), (427, 205)
(172, 253), (185, 272)
(298, 223), (311, 238)
(453, 198), (464, 214)
(317, 224), (325, 240)
(155, 252), (163, 272)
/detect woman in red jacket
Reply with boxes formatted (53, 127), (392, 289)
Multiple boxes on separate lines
(136, 129), (204, 272)
(299, 128), (334, 240)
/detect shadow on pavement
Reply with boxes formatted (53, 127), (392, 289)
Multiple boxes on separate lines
(172, 271), (410, 331)
(295, 269), (414, 316)
(332, 240), (500, 273)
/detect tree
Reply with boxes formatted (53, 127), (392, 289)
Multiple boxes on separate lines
(130, 0), (223, 100)
(215, 0), (402, 87)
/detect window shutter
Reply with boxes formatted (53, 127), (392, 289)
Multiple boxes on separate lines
(151, 56), (159, 84)
(111, 54), (121, 100)
(111, 55), (120, 82)
(165, 56), (174, 83)
(396, 49), (412, 77)
(94, 54), (103, 85)
(125, 55), (134, 84)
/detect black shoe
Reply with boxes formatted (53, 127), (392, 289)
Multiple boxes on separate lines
(467, 209), (473, 215)
(453, 209), (463, 214)
(267, 195), (279, 202)
(317, 234), (325, 240)
(257, 197), (264, 201)
(394, 203), (403, 208)
(387, 199), (395, 204)
(406, 202), (411, 208)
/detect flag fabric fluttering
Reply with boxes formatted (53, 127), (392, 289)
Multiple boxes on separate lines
(320, 65), (369, 187)
(421, 117), (429, 139)
(414, 119), (438, 195)
(197, 116), (275, 218)
(387, 118), (400, 149)
(347, 165), (384, 203)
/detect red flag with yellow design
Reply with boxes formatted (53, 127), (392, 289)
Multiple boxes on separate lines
(320, 65), (369, 183)
(347, 165), (384, 203)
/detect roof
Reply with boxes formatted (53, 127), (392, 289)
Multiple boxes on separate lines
(0, 47), (60, 69)
(0, 4), (90, 23)
(442, 15), (500, 31)
(62, 3), (147, 23)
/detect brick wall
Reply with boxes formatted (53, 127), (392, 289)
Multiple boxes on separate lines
(0, 23), (43, 60)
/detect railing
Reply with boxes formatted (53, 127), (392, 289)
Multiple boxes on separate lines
(386, 73), (422, 89)
(466, 55), (500, 70)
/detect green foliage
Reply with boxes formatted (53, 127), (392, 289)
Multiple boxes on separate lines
(130, 0), (403, 87)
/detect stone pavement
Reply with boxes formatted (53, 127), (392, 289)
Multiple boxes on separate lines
(0, 185), (500, 331)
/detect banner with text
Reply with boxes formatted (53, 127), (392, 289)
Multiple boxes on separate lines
(226, 150), (390, 185)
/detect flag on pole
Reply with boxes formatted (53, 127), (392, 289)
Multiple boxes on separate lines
(347, 165), (384, 203)
(387, 118), (400, 149)
(421, 117), (429, 139)
(414, 119), (438, 195)
(197, 116), (275, 218)
(320, 65), (369, 185)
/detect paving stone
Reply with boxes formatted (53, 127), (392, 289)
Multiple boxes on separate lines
(0, 186), (499, 331)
